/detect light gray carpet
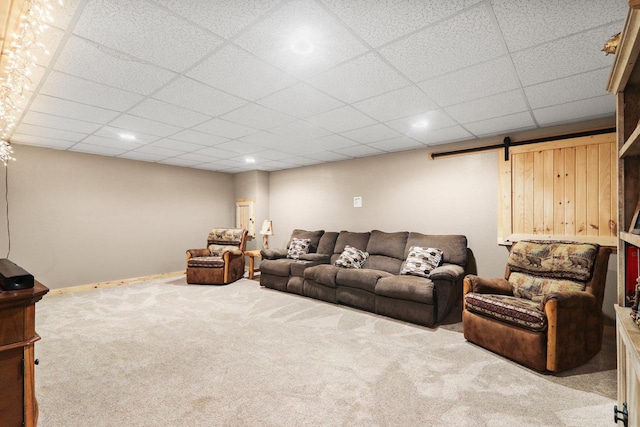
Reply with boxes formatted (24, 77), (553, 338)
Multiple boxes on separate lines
(34, 275), (616, 426)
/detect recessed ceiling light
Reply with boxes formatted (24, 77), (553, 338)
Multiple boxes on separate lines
(245, 157), (256, 164)
(291, 38), (314, 55)
(118, 133), (137, 141)
(412, 120), (429, 129)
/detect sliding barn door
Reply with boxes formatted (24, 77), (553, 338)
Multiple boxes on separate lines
(498, 133), (617, 246)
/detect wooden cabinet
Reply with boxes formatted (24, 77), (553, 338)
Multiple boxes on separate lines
(608, 2), (640, 425)
(0, 281), (49, 427)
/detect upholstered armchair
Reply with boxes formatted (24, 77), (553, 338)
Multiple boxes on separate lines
(462, 240), (611, 372)
(186, 228), (248, 285)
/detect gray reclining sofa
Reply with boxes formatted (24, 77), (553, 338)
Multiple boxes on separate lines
(259, 229), (468, 327)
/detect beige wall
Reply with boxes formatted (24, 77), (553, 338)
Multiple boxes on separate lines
(267, 146), (618, 324)
(0, 144), (235, 289)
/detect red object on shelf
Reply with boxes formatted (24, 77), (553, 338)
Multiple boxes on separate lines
(627, 246), (640, 306)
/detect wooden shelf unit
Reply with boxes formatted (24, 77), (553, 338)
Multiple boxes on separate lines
(608, 2), (640, 425)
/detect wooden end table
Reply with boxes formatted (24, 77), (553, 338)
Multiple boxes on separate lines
(245, 250), (262, 280)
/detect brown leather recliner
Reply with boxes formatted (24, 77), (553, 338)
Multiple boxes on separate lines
(462, 240), (611, 373)
(186, 228), (248, 285)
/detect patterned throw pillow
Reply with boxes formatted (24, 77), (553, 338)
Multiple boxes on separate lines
(334, 245), (369, 269)
(287, 238), (311, 259)
(400, 246), (443, 278)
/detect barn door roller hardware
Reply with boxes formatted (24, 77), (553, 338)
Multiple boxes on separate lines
(430, 127), (616, 161)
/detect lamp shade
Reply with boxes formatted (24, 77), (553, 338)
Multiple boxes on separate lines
(260, 220), (273, 235)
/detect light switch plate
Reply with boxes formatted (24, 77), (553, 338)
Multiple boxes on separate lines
(353, 196), (362, 208)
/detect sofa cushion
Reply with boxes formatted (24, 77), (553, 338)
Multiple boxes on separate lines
(362, 255), (403, 275)
(507, 240), (599, 282)
(261, 248), (288, 260)
(366, 230), (409, 259)
(207, 244), (237, 256)
(375, 275), (435, 305)
(187, 256), (224, 268)
(317, 231), (339, 255)
(464, 293), (547, 332)
(335, 245), (369, 269)
(287, 237), (311, 259)
(400, 246), (443, 278)
(508, 271), (586, 302)
(331, 231), (371, 263)
(207, 228), (245, 246)
(336, 268), (392, 292)
(406, 233), (467, 267)
(288, 229), (324, 253)
(290, 260), (320, 277)
(260, 259), (295, 277)
(304, 264), (341, 288)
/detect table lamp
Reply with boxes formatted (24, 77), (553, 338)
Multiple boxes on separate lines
(260, 220), (273, 249)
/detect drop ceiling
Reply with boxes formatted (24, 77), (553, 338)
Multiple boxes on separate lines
(2, 0), (627, 173)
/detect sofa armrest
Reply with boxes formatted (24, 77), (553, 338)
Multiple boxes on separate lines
(463, 275), (513, 296)
(186, 248), (210, 259)
(429, 264), (465, 281)
(542, 291), (597, 310)
(261, 248), (288, 260)
(299, 253), (331, 263)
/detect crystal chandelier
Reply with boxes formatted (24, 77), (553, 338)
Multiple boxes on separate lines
(0, 0), (60, 165)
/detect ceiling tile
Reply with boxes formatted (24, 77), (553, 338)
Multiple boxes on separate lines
(220, 103), (295, 130)
(533, 95), (615, 126)
(151, 0), (281, 38)
(251, 150), (294, 161)
(239, 132), (297, 149)
(191, 146), (236, 159)
(14, 124), (87, 142)
(50, 0), (83, 30)
(321, 0), (482, 47)
(39, 71), (144, 111)
(281, 156), (323, 166)
(175, 152), (222, 163)
(271, 120), (331, 141)
(118, 151), (167, 162)
(205, 140), (262, 155)
(258, 83), (344, 118)
(9, 134), (76, 150)
(109, 114), (181, 137)
(306, 106), (376, 133)
(70, 143), (128, 156)
(512, 22), (620, 86)
(354, 86), (437, 122)
(379, 5), (505, 82)
(341, 124), (402, 144)
(385, 110), (457, 134)
(444, 90), (527, 124)
(524, 68), (612, 109)
(151, 138), (206, 152)
(29, 94), (120, 123)
(158, 157), (204, 167)
(82, 135), (143, 150)
(307, 151), (351, 162)
(272, 142), (325, 155)
(310, 53), (408, 103)
(134, 144), (185, 157)
(170, 129), (230, 146)
(234, 0), (368, 79)
(128, 99), (211, 128)
(73, 0), (222, 72)
(193, 118), (259, 139)
(54, 36), (176, 95)
(187, 45), (296, 101)
(334, 144), (384, 157)
(37, 26), (65, 67)
(94, 126), (160, 144)
(465, 111), (536, 137)
(419, 56), (521, 107)
(368, 136), (424, 152)
(410, 125), (473, 146)
(304, 134), (359, 151)
(153, 77), (247, 117)
(21, 111), (102, 134)
(492, 0), (627, 52)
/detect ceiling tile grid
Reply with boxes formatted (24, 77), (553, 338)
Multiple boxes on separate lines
(4, 0), (626, 173)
